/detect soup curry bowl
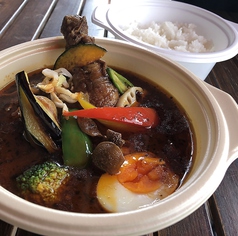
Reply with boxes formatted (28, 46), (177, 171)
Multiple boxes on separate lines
(0, 37), (238, 235)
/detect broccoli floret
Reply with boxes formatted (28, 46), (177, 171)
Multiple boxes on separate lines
(16, 161), (70, 203)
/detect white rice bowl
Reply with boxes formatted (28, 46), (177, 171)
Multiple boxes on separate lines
(121, 21), (214, 53)
(91, 1), (238, 79)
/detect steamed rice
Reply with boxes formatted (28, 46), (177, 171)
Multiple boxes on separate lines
(121, 21), (214, 53)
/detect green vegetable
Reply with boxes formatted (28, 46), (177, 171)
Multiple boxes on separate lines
(107, 67), (134, 94)
(54, 43), (107, 72)
(61, 115), (92, 168)
(16, 161), (70, 203)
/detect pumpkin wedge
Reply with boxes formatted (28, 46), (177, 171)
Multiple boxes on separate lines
(54, 43), (107, 72)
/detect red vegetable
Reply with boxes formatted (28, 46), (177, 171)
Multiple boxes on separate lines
(63, 107), (159, 129)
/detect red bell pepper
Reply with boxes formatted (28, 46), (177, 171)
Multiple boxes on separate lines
(63, 107), (159, 129)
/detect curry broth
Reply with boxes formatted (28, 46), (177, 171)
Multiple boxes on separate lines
(0, 68), (193, 213)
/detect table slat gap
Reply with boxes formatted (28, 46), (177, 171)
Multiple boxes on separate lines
(10, 226), (18, 236)
(39, 0), (85, 39)
(31, 0), (59, 40)
(77, 0), (87, 15)
(0, 0), (28, 39)
(0, 220), (15, 236)
(208, 197), (225, 236)
(0, 0), (53, 50)
(204, 201), (216, 236)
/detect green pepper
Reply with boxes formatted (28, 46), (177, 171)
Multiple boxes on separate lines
(61, 115), (92, 168)
(107, 67), (133, 94)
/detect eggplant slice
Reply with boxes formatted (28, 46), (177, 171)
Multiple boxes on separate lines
(15, 71), (61, 153)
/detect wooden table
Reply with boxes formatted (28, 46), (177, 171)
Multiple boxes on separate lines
(0, 0), (238, 235)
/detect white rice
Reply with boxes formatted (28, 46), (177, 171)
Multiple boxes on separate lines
(121, 21), (214, 53)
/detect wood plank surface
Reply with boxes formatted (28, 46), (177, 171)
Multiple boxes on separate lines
(0, 220), (14, 236)
(205, 10), (238, 236)
(208, 161), (238, 236)
(39, 0), (85, 39)
(0, 0), (24, 29)
(158, 203), (213, 236)
(206, 56), (238, 102)
(0, 0), (52, 50)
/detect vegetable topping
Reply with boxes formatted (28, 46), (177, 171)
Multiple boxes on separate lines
(16, 162), (70, 203)
(61, 114), (92, 168)
(63, 107), (159, 129)
(107, 67), (134, 94)
(54, 43), (107, 72)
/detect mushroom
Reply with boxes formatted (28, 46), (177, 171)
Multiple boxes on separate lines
(106, 129), (125, 147)
(92, 141), (125, 175)
(77, 117), (103, 137)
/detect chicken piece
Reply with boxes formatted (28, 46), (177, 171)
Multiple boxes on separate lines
(60, 16), (119, 107)
(61, 15), (95, 49)
(72, 60), (119, 107)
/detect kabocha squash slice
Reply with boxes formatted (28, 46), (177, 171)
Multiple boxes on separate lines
(54, 43), (107, 72)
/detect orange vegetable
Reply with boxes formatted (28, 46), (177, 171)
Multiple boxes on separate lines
(53, 43), (107, 72)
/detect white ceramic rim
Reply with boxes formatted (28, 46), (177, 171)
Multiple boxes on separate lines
(106, 0), (238, 63)
(0, 37), (232, 236)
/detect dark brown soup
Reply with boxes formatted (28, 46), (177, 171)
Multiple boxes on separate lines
(0, 68), (193, 213)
